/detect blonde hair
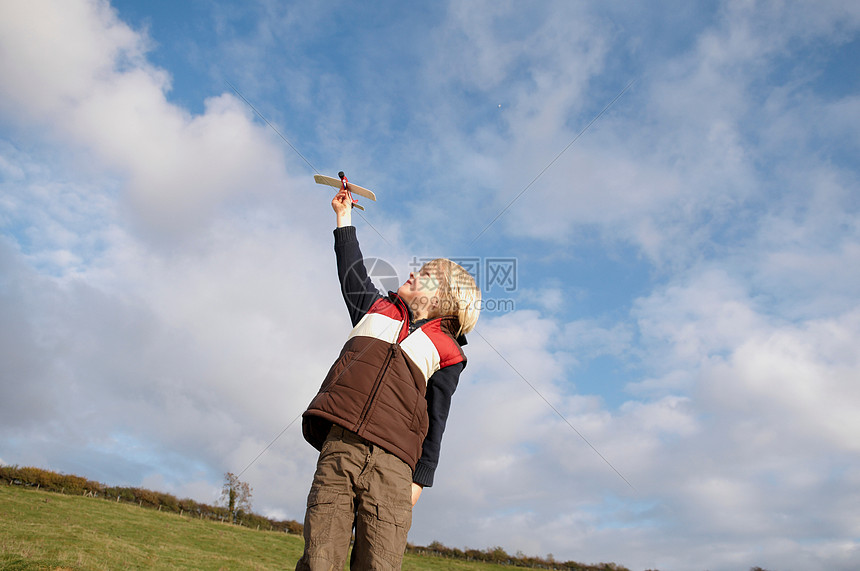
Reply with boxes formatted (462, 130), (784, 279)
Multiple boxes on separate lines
(422, 258), (481, 336)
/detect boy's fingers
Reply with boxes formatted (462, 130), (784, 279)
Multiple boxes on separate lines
(331, 190), (352, 214)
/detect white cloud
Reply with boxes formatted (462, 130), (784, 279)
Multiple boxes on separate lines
(420, 0), (860, 276)
(701, 309), (860, 452)
(0, 0), (146, 119)
(0, 0), (303, 243)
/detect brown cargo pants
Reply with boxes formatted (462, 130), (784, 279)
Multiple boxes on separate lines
(295, 425), (413, 571)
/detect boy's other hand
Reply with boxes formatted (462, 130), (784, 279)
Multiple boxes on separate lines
(332, 189), (352, 227)
(411, 483), (423, 506)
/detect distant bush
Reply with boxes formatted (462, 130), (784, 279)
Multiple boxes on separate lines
(405, 541), (633, 570)
(270, 518), (304, 535)
(0, 465), (102, 496)
(0, 464), (303, 536)
(132, 487), (160, 508)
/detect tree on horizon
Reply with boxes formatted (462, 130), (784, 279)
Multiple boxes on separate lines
(219, 472), (252, 524)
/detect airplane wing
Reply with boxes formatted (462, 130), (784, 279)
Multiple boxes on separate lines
(314, 174), (377, 202)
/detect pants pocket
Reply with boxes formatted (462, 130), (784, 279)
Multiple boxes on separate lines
(375, 501), (412, 529)
(303, 489), (340, 544)
(352, 500), (412, 570)
(299, 488), (353, 570)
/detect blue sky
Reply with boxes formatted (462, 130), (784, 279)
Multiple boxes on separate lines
(2, 1), (859, 570)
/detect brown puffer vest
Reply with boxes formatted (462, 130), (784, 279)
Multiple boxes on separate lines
(302, 294), (465, 469)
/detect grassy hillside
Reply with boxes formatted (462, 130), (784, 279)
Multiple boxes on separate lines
(0, 484), (519, 571)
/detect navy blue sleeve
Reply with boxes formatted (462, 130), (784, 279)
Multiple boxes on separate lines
(413, 361), (465, 487)
(334, 226), (382, 326)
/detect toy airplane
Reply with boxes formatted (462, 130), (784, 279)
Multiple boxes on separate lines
(314, 171), (377, 211)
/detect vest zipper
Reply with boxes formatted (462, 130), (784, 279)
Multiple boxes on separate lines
(356, 295), (409, 434)
(355, 344), (398, 434)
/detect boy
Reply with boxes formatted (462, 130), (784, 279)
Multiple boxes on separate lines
(295, 188), (481, 570)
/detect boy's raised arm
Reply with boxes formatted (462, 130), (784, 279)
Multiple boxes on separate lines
(331, 190), (381, 325)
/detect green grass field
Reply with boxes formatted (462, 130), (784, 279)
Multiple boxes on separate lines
(0, 484), (513, 570)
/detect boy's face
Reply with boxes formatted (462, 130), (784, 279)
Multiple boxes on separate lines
(397, 264), (442, 317)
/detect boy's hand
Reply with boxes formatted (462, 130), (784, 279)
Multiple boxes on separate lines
(411, 483), (423, 506)
(332, 189), (352, 228)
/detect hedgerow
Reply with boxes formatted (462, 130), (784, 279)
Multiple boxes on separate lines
(0, 464), (301, 534)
